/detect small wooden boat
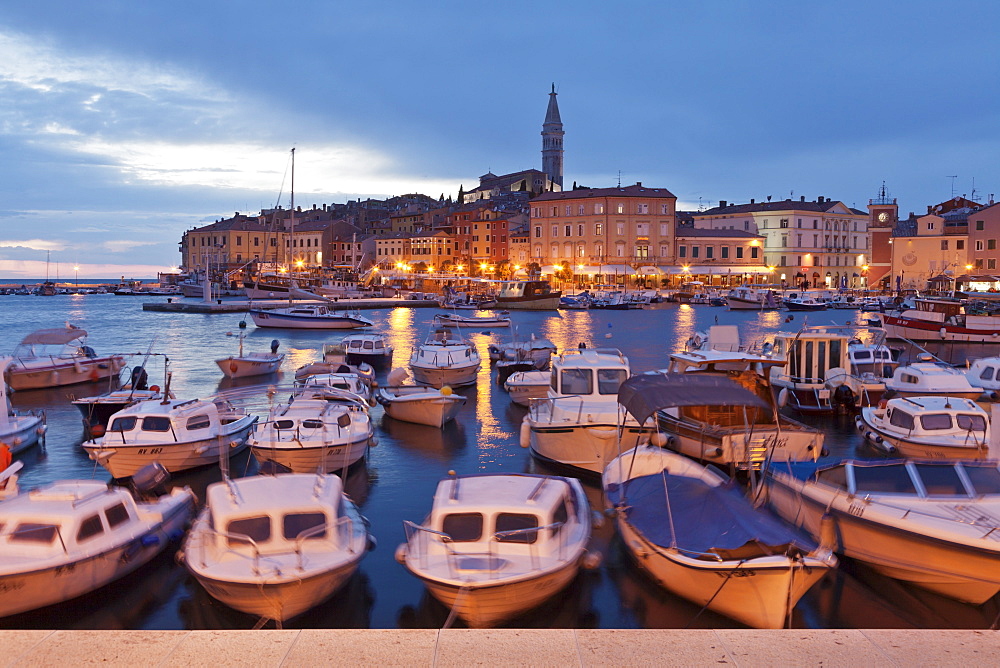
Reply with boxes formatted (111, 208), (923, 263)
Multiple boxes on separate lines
(5, 325), (126, 391)
(434, 313), (511, 328)
(0, 357), (46, 454)
(216, 335), (284, 378)
(249, 391), (373, 473)
(83, 388), (258, 478)
(180, 471), (372, 622)
(0, 468), (195, 617)
(409, 329), (481, 388)
(856, 396), (990, 459)
(765, 458), (1000, 604)
(376, 369), (466, 427)
(295, 343), (375, 385)
(395, 472), (595, 627)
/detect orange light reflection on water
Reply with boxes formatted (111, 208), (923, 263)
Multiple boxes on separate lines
(541, 310), (595, 352)
(669, 304), (698, 356)
(385, 307), (416, 370)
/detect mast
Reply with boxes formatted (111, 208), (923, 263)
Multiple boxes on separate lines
(289, 147), (296, 269)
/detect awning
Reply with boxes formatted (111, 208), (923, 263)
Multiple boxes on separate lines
(598, 264), (634, 273)
(636, 266), (664, 275)
(20, 327), (87, 345)
(661, 265), (771, 275)
(617, 373), (770, 425)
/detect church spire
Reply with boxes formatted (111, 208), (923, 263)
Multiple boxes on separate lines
(541, 84), (564, 188)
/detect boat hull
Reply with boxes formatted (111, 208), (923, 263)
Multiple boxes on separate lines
(657, 413), (823, 467)
(0, 491), (194, 618)
(84, 418), (257, 478)
(249, 309), (371, 330)
(6, 356), (125, 391)
(250, 437), (370, 473)
(727, 297), (778, 311)
(0, 415), (46, 454)
(856, 412), (988, 460)
(495, 295), (561, 310)
(414, 558), (581, 628)
(766, 471), (1000, 604)
(378, 393), (465, 428)
(883, 315), (1000, 343)
(614, 512), (830, 629)
(527, 421), (646, 476)
(216, 356), (283, 378)
(409, 364), (480, 388)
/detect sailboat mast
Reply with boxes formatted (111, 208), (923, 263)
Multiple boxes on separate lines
(289, 147), (295, 268)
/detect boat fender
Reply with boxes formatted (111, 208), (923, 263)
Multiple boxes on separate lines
(864, 432), (875, 442)
(519, 420), (531, 448)
(940, 327), (947, 339)
(582, 550), (603, 570)
(368, 396), (377, 407)
(440, 385), (453, 396)
(394, 544), (408, 564)
(175, 549), (186, 565)
(821, 447), (829, 456)
(777, 388), (789, 408)
(366, 535), (378, 552)
(714, 447), (723, 458)
(818, 513), (839, 553)
(874, 435), (884, 444)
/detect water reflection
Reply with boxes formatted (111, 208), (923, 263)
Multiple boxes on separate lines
(378, 417), (468, 463)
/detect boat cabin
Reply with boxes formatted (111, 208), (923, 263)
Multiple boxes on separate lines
(875, 396), (989, 440)
(0, 481), (141, 557)
(342, 334), (390, 356)
(767, 329), (851, 386)
(548, 348), (629, 398)
(886, 360), (980, 396)
(104, 397), (244, 444)
(802, 460), (1000, 499)
(848, 342), (898, 378)
(967, 357), (1000, 391)
(204, 474), (346, 556)
(295, 373), (370, 401)
(497, 281), (555, 299)
(427, 474), (577, 554)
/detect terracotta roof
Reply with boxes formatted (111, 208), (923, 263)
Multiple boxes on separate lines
(533, 184), (676, 201)
(676, 228), (764, 239)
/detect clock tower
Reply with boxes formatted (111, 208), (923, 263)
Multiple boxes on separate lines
(867, 182), (898, 289)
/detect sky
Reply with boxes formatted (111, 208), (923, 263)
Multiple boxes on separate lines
(1, 1), (998, 278)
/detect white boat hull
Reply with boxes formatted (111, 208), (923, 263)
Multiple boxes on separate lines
(249, 310), (371, 330)
(0, 490), (194, 618)
(727, 297), (777, 311)
(410, 364), (480, 388)
(250, 437), (370, 473)
(614, 512), (829, 629)
(527, 421), (645, 475)
(416, 558), (581, 628)
(766, 472), (1000, 604)
(378, 391), (465, 427)
(216, 355), (283, 378)
(0, 415), (46, 454)
(6, 356), (125, 391)
(84, 418), (257, 478)
(857, 411), (988, 460)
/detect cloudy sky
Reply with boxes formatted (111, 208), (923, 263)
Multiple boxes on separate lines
(1, 1), (997, 278)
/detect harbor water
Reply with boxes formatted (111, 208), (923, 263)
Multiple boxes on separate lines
(2, 292), (999, 630)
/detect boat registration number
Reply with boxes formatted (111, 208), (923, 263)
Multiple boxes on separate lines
(136, 448), (164, 455)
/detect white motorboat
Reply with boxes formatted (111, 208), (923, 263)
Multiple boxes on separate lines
(376, 368), (466, 427)
(395, 472), (595, 628)
(0, 470), (195, 618)
(522, 348), (642, 475)
(180, 471), (371, 622)
(434, 313), (511, 328)
(726, 286), (781, 310)
(83, 391), (258, 478)
(409, 329), (481, 388)
(71, 361), (170, 436)
(216, 335), (284, 378)
(605, 445), (836, 629)
(503, 370), (550, 407)
(488, 334), (556, 368)
(658, 351), (824, 469)
(967, 356), (1000, 396)
(249, 391), (373, 473)
(342, 333), (394, 369)
(784, 297), (828, 311)
(684, 324), (743, 353)
(764, 458), (1000, 604)
(856, 396), (990, 459)
(5, 325), (126, 391)
(884, 356), (983, 400)
(494, 280), (561, 310)
(0, 357), (46, 455)
(882, 297), (1000, 343)
(249, 305), (373, 330)
(294, 372), (373, 404)
(294, 343), (375, 385)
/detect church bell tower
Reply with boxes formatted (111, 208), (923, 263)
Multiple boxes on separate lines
(541, 84), (564, 188)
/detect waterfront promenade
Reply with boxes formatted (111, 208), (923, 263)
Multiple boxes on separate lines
(2, 629), (997, 666)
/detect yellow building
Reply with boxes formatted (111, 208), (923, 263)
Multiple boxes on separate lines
(891, 213), (969, 290)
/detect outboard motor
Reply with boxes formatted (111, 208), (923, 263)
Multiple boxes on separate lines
(80, 345), (98, 359)
(832, 384), (855, 413)
(271, 339), (280, 354)
(130, 365), (149, 391)
(129, 462), (171, 500)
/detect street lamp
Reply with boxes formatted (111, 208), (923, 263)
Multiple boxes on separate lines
(74, 265), (79, 290)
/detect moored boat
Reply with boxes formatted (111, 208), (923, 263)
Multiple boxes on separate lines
(376, 368), (466, 428)
(295, 343), (375, 385)
(0, 469), (195, 618)
(180, 471), (372, 622)
(856, 396), (990, 459)
(764, 458), (1000, 604)
(249, 305), (373, 330)
(0, 357), (46, 454)
(495, 280), (561, 310)
(409, 328), (481, 388)
(215, 336), (284, 378)
(434, 313), (511, 328)
(503, 370), (550, 406)
(342, 333), (393, 369)
(882, 297), (1000, 342)
(5, 325), (126, 391)
(884, 356), (983, 400)
(726, 286), (781, 310)
(395, 472), (595, 627)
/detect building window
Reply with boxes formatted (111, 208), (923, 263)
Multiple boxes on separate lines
(721, 246), (729, 259)
(691, 246), (700, 258)
(616, 244), (624, 257)
(780, 256), (786, 266)
(813, 220), (818, 229)
(941, 240), (948, 250)
(551, 207), (558, 217)
(595, 203), (605, 214)
(616, 223), (625, 235)
(781, 236), (787, 247)
(780, 219), (789, 228)
(637, 223), (649, 236)
(976, 240), (985, 251)
(637, 204), (649, 214)
(762, 220), (768, 229)
(635, 245), (649, 258)
(705, 246), (714, 259)
(751, 247), (759, 259)
(661, 204), (670, 215)
(534, 226), (541, 238)
(551, 243), (559, 258)
(977, 220), (985, 231)
(957, 240), (965, 250)
(565, 225), (571, 237)
(659, 223), (668, 235)
(595, 223), (603, 235)
(976, 258), (984, 269)
(565, 205), (572, 216)
(616, 203), (625, 214)
(679, 246), (687, 258)
(990, 259), (998, 270)
(551, 225), (558, 238)
(577, 224), (584, 236)
(577, 244), (586, 257)
(990, 239), (997, 251)
(578, 205), (585, 215)
(659, 244), (669, 257)
(736, 247), (744, 259)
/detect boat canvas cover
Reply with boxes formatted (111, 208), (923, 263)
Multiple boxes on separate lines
(617, 373), (769, 425)
(19, 327), (87, 345)
(606, 474), (817, 559)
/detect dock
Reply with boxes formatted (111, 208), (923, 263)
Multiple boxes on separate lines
(2, 629), (996, 666)
(142, 297), (442, 313)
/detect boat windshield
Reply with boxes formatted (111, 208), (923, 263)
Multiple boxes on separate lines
(919, 414), (952, 431)
(494, 513), (540, 544)
(597, 368), (627, 395)
(957, 414), (987, 431)
(560, 369), (592, 395)
(441, 512), (483, 542)
(227, 516), (271, 546)
(283, 512), (327, 540)
(962, 464), (1000, 494)
(852, 465), (917, 495)
(110, 416), (138, 432)
(913, 464), (967, 496)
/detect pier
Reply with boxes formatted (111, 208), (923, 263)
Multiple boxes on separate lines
(2, 629), (996, 666)
(142, 296), (442, 313)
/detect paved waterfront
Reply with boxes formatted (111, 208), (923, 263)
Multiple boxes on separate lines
(3, 629), (999, 666)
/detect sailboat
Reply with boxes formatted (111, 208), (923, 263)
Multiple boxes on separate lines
(38, 251), (56, 296)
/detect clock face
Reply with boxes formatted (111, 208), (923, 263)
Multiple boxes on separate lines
(877, 212), (889, 222)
